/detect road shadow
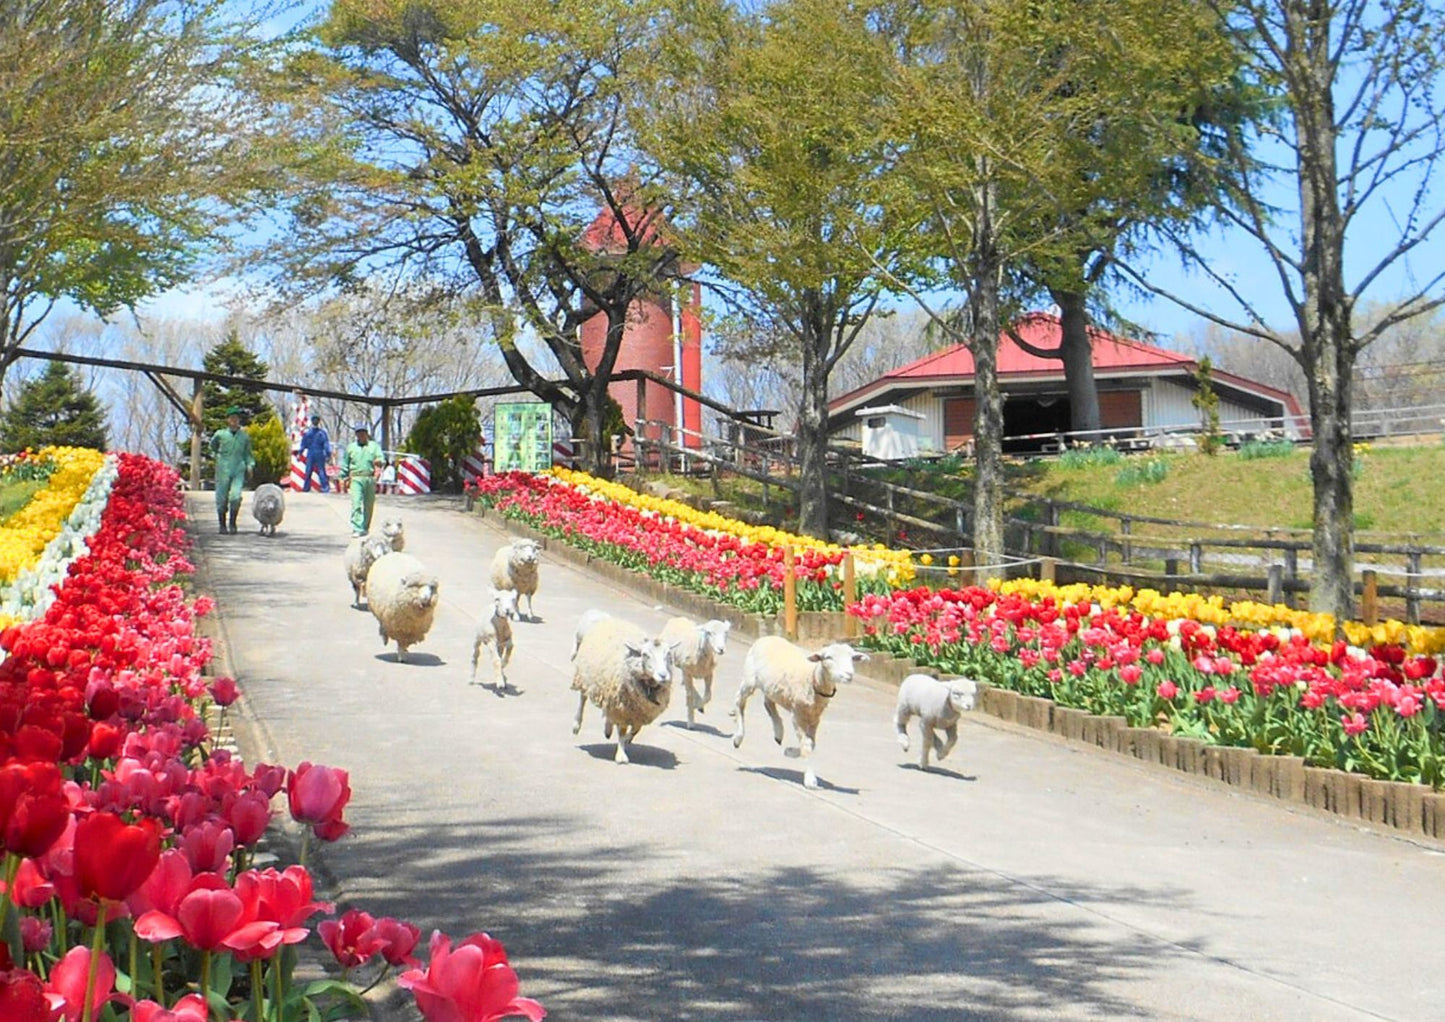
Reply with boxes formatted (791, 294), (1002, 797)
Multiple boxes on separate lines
(899, 762), (978, 782)
(373, 652), (446, 667)
(472, 680), (522, 698)
(738, 765), (861, 794)
(327, 812), (1202, 1022)
(579, 743), (679, 770)
(662, 720), (728, 738)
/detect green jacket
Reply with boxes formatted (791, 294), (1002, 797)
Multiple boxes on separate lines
(209, 427), (254, 479)
(341, 440), (385, 484)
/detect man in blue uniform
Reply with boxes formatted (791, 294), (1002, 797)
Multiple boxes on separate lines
(300, 415), (332, 492)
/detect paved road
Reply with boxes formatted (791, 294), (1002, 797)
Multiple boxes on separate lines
(191, 491), (1445, 1022)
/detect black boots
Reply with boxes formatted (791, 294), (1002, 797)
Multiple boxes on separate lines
(227, 503), (240, 535)
(218, 508), (228, 534)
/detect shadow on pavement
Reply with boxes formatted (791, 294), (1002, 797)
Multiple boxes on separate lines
(578, 743), (679, 770)
(373, 652), (447, 667)
(334, 814), (1194, 1022)
(738, 765), (861, 794)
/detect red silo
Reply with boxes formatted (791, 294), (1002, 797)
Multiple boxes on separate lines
(578, 198), (704, 453)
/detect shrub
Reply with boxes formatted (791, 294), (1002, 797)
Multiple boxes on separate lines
(247, 416), (289, 485)
(1238, 438), (1295, 459)
(1059, 445), (1123, 469)
(406, 395), (482, 492)
(1114, 457), (1169, 486)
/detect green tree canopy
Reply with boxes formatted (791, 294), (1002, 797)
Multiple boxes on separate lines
(405, 396), (481, 493)
(0, 361), (108, 453)
(202, 333), (276, 436)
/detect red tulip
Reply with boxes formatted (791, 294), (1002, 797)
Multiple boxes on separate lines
(318, 909), (385, 969)
(0, 763), (71, 859)
(19, 917), (52, 954)
(221, 790), (271, 847)
(130, 994), (207, 1022)
(208, 678), (239, 707)
(398, 931), (545, 1022)
(286, 763), (350, 841)
(178, 821), (234, 874)
(0, 968), (53, 1022)
(372, 916), (422, 966)
(73, 813), (161, 903)
(47, 946), (116, 1022)
(135, 873), (280, 955)
(10, 857), (56, 909)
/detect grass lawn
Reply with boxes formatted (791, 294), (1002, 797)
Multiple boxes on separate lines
(0, 476), (45, 526)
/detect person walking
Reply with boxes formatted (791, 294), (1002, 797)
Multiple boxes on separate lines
(299, 415), (332, 492)
(341, 422), (385, 536)
(209, 407), (254, 535)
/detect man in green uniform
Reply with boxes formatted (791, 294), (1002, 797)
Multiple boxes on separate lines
(209, 407), (254, 535)
(341, 422), (385, 536)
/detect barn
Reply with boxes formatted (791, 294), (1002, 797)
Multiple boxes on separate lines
(827, 313), (1305, 455)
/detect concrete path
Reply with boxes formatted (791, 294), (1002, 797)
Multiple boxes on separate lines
(190, 491), (1445, 1022)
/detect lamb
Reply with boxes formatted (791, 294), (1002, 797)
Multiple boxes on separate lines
(250, 484), (285, 537)
(731, 637), (867, 789)
(344, 535), (394, 608)
(657, 616), (732, 728)
(470, 589), (519, 688)
(379, 515), (405, 551)
(570, 616), (677, 764)
(893, 674), (978, 769)
(571, 608), (613, 659)
(489, 540), (541, 620)
(365, 552), (440, 662)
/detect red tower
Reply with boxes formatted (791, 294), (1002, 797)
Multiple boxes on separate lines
(577, 201), (703, 451)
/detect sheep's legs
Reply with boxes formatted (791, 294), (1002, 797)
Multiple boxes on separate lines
(895, 708), (912, 752)
(731, 681), (756, 748)
(798, 719), (820, 789)
(469, 641), (481, 685)
(683, 677), (701, 728)
(572, 693), (587, 735)
(614, 729), (630, 764)
(936, 723), (958, 762)
(919, 727), (933, 769)
(496, 642), (512, 688)
(764, 697), (785, 745)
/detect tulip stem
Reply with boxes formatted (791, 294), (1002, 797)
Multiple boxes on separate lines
(298, 830), (310, 868)
(273, 954), (284, 1022)
(251, 958), (264, 1022)
(129, 928), (138, 1003)
(0, 853), (17, 937)
(357, 962), (391, 996)
(54, 901), (69, 956)
(80, 910), (106, 1022)
(199, 950), (211, 1019)
(152, 945), (165, 1006)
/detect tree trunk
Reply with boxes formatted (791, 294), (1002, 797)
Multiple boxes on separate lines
(1051, 288), (1100, 433)
(970, 230), (1006, 570)
(1304, 338), (1354, 620)
(796, 324), (830, 539)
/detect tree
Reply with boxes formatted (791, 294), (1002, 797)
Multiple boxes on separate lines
(0, 1), (280, 392)
(0, 361), (108, 452)
(247, 417), (290, 486)
(271, 0), (678, 476)
(645, 0), (918, 537)
(202, 333), (276, 436)
(404, 395), (482, 492)
(1121, 0), (1445, 619)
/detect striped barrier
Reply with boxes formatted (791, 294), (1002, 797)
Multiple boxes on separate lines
(396, 455), (431, 495)
(552, 440), (574, 468)
(462, 443), (488, 483)
(286, 452), (307, 492)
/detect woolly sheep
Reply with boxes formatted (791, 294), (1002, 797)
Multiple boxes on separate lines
(657, 616), (731, 728)
(571, 608), (613, 660)
(731, 637), (867, 789)
(250, 484), (285, 537)
(570, 616), (677, 764)
(365, 552), (440, 662)
(344, 535), (394, 608)
(379, 515), (405, 551)
(470, 589), (519, 688)
(893, 674), (977, 769)
(490, 540), (541, 620)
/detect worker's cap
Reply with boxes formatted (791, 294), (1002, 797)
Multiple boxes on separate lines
(226, 406), (242, 416)
(311, 415), (321, 423)
(352, 422), (370, 432)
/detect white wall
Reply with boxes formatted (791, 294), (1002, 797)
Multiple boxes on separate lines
(834, 391), (944, 450)
(1147, 379), (1267, 429)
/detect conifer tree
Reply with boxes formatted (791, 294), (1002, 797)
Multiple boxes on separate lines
(0, 361), (108, 452)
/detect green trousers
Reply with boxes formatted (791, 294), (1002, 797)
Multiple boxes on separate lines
(350, 478), (376, 534)
(215, 472), (243, 513)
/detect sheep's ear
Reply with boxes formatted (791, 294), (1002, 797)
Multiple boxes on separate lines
(668, 642), (682, 653)
(623, 641), (644, 657)
(807, 652), (824, 662)
(852, 652), (870, 662)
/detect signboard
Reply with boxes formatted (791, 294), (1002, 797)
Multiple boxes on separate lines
(493, 402), (554, 473)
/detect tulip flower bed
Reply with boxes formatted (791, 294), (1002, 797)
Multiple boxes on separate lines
(850, 584), (1445, 787)
(0, 453), (544, 1022)
(468, 470), (911, 616)
(0, 448), (105, 588)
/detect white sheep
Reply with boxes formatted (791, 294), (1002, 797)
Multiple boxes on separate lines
(657, 616), (731, 729)
(731, 637), (867, 789)
(571, 616), (676, 764)
(571, 608), (613, 660)
(365, 552), (440, 662)
(343, 535), (394, 608)
(470, 589), (519, 688)
(894, 674), (977, 769)
(379, 515), (405, 551)
(489, 540), (540, 620)
(250, 484), (285, 537)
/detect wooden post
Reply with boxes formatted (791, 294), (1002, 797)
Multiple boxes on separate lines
(1406, 549), (1423, 625)
(960, 548), (976, 587)
(783, 545), (797, 639)
(379, 402), (392, 458)
(1164, 556), (1180, 581)
(843, 552), (857, 638)
(1045, 500), (1060, 557)
(1361, 569), (1379, 626)
(1188, 542), (1203, 575)
(1120, 517), (1132, 565)
(189, 379), (204, 491)
(1266, 564), (1284, 605)
(1096, 536), (1108, 566)
(1040, 556), (1056, 583)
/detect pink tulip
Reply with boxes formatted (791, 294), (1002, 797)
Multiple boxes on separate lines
(131, 994), (208, 1022)
(47, 946), (116, 1022)
(286, 763), (351, 841)
(399, 931), (545, 1022)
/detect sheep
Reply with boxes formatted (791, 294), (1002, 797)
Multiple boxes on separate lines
(379, 515), (405, 552)
(489, 539), (541, 620)
(731, 637), (868, 789)
(893, 674), (978, 769)
(365, 552), (440, 662)
(657, 616), (732, 728)
(344, 535), (394, 608)
(250, 484), (285, 537)
(571, 608), (613, 660)
(470, 589), (519, 688)
(570, 616), (677, 764)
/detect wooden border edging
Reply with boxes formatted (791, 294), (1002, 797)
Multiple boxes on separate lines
(474, 507), (1445, 845)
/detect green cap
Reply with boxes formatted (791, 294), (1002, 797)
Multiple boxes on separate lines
(226, 406), (242, 416)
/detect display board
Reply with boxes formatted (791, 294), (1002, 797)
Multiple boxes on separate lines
(492, 402), (554, 473)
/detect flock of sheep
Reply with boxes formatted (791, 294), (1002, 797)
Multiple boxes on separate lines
(340, 524), (981, 786)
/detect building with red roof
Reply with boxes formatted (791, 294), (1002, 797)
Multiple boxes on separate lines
(827, 313), (1305, 453)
